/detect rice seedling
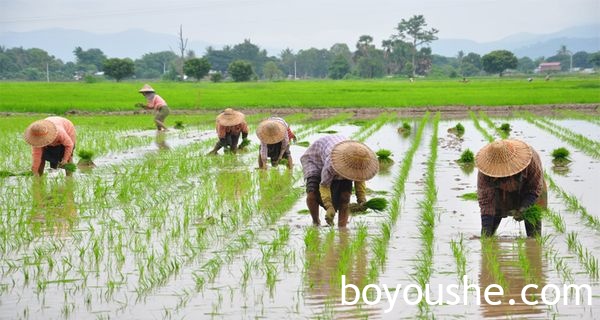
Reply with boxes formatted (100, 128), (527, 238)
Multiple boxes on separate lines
(497, 123), (511, 137)
(456, 149), (475, 164)
(349, 197), (389, 214)
(295, 141), (310, 147)
(551, 147), (572, 166)
(459, 192), (478, 201)
(521, 205), (543, 225)
(545, 172), (600, 232)
(565, 232), (599, 279)
(450, 233), (467, 279)
(447, 123), (465, 137)
(174, 121), (185, 129)
(352, 112), (396, 142)
(469, 111), (494, 142)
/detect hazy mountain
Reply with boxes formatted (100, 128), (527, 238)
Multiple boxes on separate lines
(1, 24), (599, 62)
(431, 24), (600, 58)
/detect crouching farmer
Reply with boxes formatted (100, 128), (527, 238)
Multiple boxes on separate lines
(476, 139), (547, 237)
(300, 135), (379, 227)
(257, 117), (295, 169)
(209, 108), (249, 155)
(24, 116), (76, 177)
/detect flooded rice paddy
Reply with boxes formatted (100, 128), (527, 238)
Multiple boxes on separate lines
(0, 109), (599, 319)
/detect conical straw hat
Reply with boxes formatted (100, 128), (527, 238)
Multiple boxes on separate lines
(256, 119), (286, 144)
(24, 119), (58, 147)
(138, 84), (155, 93)
(475, 139), (532, 177)
(331, 140), (379, 181)
(217, 108), (245, 126)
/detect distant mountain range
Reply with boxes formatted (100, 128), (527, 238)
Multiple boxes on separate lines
(1, 24), (599, 62)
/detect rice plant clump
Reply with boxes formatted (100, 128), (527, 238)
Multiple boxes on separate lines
(448, 123), (465, 137)
(174, 121), (185, 129)
(349, 197), (389, 213)
(398, 122), (411, 135)
(521, 205), (543, 225)
(457, 149), (475, 164)
(551, 147), (571, 165)
(77, 149), (96, 167)
(498, 123), (511, 136)
(376, 149), (394, 164)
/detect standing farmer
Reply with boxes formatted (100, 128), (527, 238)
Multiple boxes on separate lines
(476, 139), (546, 237)
(301, 135), (379, 227)
(257, 117), (296, 169)
(24, 116), (76, 177)
(138, 84), (170, 131)
(208, 108), (249, 155)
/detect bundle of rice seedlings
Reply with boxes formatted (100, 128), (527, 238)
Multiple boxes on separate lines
(521, 205), (543, 224)
(77, 149), (96, 167)
(459, 192), (478, 201)
(498, 123), (511, 133)
(238, 138), (251, 149)
(457, 149), (475, 164)
(295, 141), (310, 147)
(350, 197), (389, 213)
(376, 149), (394, 164)
(448, 123), (465, 137)
(551, 147), (571, 165)
(174, 121), (185, 129)
(397, 122), (411, 134)
(62, 163), (77, 173)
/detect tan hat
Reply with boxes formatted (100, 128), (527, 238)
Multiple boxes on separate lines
(331, 141), (379, 181)
(217, 108), (245, 126)
(475, 139), (533, 177)
(138, 84), (155, 93)
(256, 119), (286, 144)
(24, 119), (58, 147)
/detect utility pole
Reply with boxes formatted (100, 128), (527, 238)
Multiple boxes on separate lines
(294, 60), (297, 80)
(46, 63), (50, 82)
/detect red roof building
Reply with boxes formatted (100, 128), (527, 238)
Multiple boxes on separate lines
(538, 62), (561, 72)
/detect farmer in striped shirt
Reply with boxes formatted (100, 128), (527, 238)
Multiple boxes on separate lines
(476, 139), (546, 237)
(24, 116), (76, 176)
(256, 117), (296, 169)
(300, 135), (379, 227)
(208, 108), (249, 155)
(138, 84), (170, 131)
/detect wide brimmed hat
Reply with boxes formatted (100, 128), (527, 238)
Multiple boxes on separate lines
(256, 119), (286, 144)
(24, 120), (58, 147)
(475, 139), (532, 177)
(217, 108), (245, 126)
(331, 141), (379, 181)
(138, 84), (155, 93)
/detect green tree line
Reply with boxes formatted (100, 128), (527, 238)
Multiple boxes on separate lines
(1, 15), (599, 82)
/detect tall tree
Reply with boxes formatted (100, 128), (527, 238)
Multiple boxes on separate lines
(482, 50), (518, 76)
(228, 60), (253, 82)
(393, 15), (438, 77)
(174, 25), (188, 80)
(73, 47), (106, 71)
(103, 58), (134, 82)
(328, 54), (351, 79)
(183, 57), (211, 81)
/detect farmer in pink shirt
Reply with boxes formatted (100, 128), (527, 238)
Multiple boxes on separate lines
(138, 84), (170, 131)
(24, 116), (76, 176)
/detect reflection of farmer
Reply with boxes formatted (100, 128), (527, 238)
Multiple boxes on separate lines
(479, 238), (546, 318)
(301, 135), (379, 227)
(30, 178), (78, 236)
(138, 84), (170, 131)
(476, 139), (547, 237)
(257, 117), (296, 169)
(208, 108), (249, 155)
(24, 116), (76, 177)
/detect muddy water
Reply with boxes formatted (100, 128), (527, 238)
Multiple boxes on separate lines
(2, 114), (600, 319)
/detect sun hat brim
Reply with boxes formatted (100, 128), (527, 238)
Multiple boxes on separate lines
(24, 120), (58, 147)
(256, 120), (286, 144)
(217, 110), (245, 127)
(331, 140), (379, 181)
(475, 139), (533, 177)
(138, 84), (155, 93)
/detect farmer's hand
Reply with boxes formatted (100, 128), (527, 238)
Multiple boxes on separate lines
(325, 207), (336, 226)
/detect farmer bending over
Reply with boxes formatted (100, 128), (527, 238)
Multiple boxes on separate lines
(138, 84), (170, 131)
(476, 139), (546, 237)
(301, 135), (379, 227)
(24, 116), (76, 177)
(257, 117), (296, 169)
(208, 108), (249, 155)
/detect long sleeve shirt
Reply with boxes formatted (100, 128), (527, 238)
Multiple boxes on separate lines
(477, 148), (544, 216)
(32, 117), (76, 172)
(145, 94), (167, 111)
(259, 117), (291, 162)
(216, 122), (249, 139)
(300, 134), (347, 187)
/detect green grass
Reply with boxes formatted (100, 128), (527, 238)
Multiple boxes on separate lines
(1, 77), (599, 113)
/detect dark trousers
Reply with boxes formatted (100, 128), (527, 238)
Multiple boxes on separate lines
(481, 215), (542, 237)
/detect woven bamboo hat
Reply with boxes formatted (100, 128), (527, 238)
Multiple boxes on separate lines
(331, 141), (379, 181)
(256, 119), (286, 144)
(138, 84), (155, 93)
(475, 139), (532, 177)
(217, 108), (245, 126)
(24, 119), (58, 147)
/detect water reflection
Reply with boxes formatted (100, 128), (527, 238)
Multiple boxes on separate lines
(155, 131), (170, 150)
(29, 177), (78, 237)
(304, 229), (377, 319)
(479, 238), (546, 319)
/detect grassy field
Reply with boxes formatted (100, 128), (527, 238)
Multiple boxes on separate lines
(0, 76), (599, 113)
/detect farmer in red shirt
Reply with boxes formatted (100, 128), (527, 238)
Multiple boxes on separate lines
(138, 84), (170, 131)
(476, 139), (546, 237)
(208, 108), (249, 155)
(24, 116), (76, 176)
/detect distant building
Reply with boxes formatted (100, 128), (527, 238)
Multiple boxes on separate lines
(537, 62), (561, 73)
